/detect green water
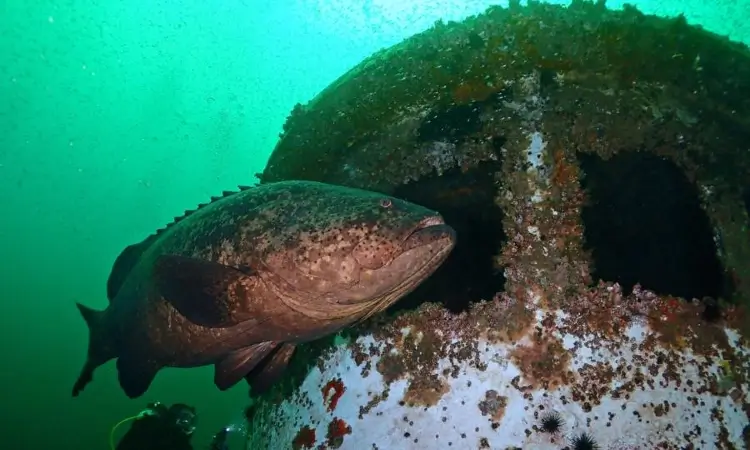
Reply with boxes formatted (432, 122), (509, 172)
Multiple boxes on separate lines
(1, 0), (748, 449)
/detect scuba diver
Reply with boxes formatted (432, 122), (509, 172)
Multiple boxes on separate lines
(111, 402), (233, 450)
(112, 402), (197, 450)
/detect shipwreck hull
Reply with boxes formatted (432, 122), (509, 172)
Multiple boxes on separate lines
(248, 1), (750, 448)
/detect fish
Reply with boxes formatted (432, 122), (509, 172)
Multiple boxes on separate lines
(72, 180), (456, 399)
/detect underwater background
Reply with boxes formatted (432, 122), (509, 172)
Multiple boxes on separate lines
(1, 0), (749, 449)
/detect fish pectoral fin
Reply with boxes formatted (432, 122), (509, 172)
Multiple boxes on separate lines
(116, 353), (162, 399)
(153, 255), (259, 328)
(214, 341), (278, 391)
(245, 342), (297, 395)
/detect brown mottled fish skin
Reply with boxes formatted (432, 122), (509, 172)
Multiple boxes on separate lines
(72, 180), (456, 399)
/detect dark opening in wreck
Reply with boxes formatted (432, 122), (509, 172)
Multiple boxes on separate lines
(577, 150), (727, 300)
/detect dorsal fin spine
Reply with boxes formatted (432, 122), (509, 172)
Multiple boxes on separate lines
(153, 185), (253, 241)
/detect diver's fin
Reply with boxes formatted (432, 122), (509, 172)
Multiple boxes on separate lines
(153, 255), (259, 328)
(245, 342), (297, 395)
(107, 239), (154, 301)
(214, 341), (278, 391)
(72, 303), (113, 397)
(116, 352), (162, 399)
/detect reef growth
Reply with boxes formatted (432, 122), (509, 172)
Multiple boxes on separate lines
(249, 1), (750, 448)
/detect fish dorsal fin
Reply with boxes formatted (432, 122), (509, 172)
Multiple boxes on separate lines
(150, 184), (257, 238)
(106, 185), (256, 301)
(107, 238), (156, 301)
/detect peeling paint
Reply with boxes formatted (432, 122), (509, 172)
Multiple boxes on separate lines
(322, 378), (346, 413)
(526, 131), (547, 171)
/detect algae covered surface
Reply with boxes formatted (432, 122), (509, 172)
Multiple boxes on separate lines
(261, 0), (750, 307)
(249, 1), (750, 448)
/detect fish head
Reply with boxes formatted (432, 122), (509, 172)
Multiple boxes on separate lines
(264, 183), (456, 322)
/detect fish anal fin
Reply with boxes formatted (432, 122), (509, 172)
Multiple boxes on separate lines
(116, 353), (162, 399)
(246, 343), (297, 395)
(153, 255), (260, 328)
(214, 342), (277, 391)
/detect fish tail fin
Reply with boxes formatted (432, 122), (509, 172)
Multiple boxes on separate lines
(72, 302), (113, 397)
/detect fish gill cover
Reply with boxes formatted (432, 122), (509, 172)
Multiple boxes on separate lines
(248, 1), (750, 449)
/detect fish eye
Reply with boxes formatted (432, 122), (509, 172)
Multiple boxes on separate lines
(379, 198), (393, 208)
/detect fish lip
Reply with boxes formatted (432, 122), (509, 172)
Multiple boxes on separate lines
(402, 216), (455, 250)
(416, 215), (445, 229)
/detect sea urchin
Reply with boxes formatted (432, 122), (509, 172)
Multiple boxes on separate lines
(570, 431), (599, 450)
(539, 411), (564, 433)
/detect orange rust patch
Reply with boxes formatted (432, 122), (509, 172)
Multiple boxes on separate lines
(510, 335), (573, 390)
(563, 284), (636, 340)
(645, 298), (732, 358)
(550, 145), (580, 188)
(403, 373), (449, 407)
(292, 426), (316, 450)
(377, 327), (443, 383)
(322, 378), (346, 412)
(373, 322), (451, 407)
(326, 417), (352, 448)
(478, 295), (535, 344)
(376, 351), (408, 383)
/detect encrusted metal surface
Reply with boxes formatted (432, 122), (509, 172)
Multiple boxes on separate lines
(248, 295), (750, 449)
(248, 1), (750, 448)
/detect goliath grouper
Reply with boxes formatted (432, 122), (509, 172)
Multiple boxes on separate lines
(72, 180), (456, 398)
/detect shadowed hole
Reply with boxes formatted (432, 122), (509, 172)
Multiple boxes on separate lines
(578, 150), (726, 300)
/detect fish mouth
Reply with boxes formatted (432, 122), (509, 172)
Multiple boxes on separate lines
(402, 215), (456, 252)
(356, 217), (456, 322)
